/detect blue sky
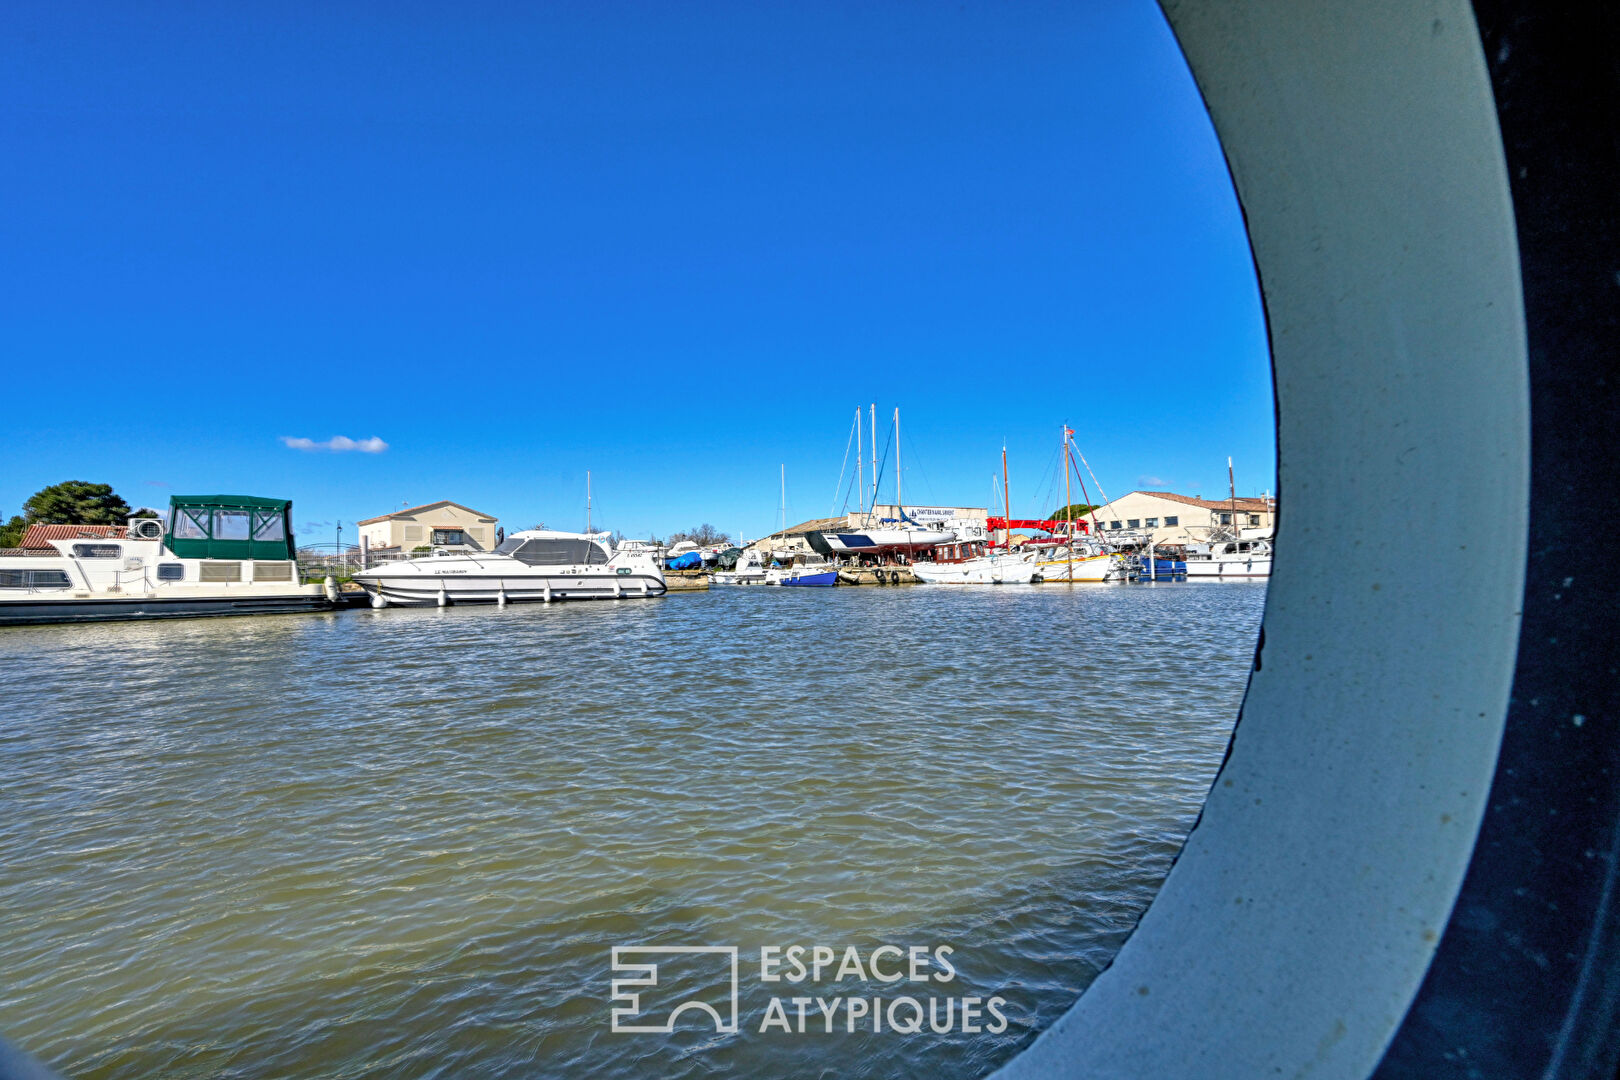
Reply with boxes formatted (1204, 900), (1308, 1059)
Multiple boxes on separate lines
(3, 1), (1271, 545)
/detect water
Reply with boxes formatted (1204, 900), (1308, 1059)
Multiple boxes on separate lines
(0, 583), (1264, 1079)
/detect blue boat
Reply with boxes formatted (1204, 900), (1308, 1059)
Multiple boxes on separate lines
(777, 568), (839, 587)
(1135, 556), (1187, 581)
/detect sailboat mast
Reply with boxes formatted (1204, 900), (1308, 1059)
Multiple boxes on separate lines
(586, 471), (592, 534)
(1228, 456), (1237, 534)
(1002, 442), (1011, 548)
(780, 464), (786, 534)
(869, 403), (877, 515)
(894, 407), (902, 511)
(856, 407), (863, 521)
(1064, 425), (1074, 577)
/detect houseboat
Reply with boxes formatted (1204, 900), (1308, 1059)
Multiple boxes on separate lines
(0, 495), (335, 626)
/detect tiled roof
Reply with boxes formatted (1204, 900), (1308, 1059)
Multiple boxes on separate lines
(770, 516), (849, 538)
(1135, 491), (1275, 512)
(20, 523), (129, 548)
(356, 500), (497, 526)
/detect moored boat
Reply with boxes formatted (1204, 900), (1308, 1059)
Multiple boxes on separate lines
(911, 538), (1038, 585)
(1184, 534), (1273, 579)
(711, 547), (768, 585)
(765, 554), (839, 587)
(0, 495), (334, 626)
(354, 529), (665, 606)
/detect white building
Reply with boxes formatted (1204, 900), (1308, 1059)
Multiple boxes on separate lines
(1077, 491), (1275, 547)
(356, 500), (500, 558)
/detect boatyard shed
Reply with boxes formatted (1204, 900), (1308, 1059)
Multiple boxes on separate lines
(1078, 490), (1275, 547)
(747, 516), (845, 560)
(357, 500), (498, 556)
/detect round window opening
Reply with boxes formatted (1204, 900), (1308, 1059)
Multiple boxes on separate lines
(0, 3), (1536, 1080)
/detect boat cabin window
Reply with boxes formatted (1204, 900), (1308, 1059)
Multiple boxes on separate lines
(200, 561), (242, 582)
(253, 561), (294, 582)
(252, 513), (286, 542)
(172, 508), (208, 539)
(72, 544), (121, 558)
(1164, 515), (1179, 526)
(215, 511), (251, 541)
(156, 563), (184, 581)
(0, 569), (72, 589)
(507, 538), (609, 566)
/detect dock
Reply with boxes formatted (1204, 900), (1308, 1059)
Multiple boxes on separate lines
(836, 566), (918, 585)
(663, 570), (710, 591)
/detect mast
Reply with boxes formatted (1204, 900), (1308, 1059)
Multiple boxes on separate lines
(1228, 456), (1237, 534)
(1064, 425), (1074, 578)
(894, 407), (902, 512)
(856, 406), (863, 522)
(780, 464), (786, 534)
(1001, 442), (1012, 548)
(870, 403), (877, 516)
(586, 470), (592, 534)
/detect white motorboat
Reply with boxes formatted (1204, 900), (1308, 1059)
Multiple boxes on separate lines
(355, 529), (665, 606)
(1024, 539), (1131, 582)
(911, 538), (1038, 585)
(764, 554), (839, 587)
(1184, 534), (1274, 579)
(0, 496), (334, 626)
(711, 547), (768, 585)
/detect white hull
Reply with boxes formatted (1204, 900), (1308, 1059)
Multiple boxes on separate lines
(355, 529), (666, 606)
(911, 555), (1038, 585)
(359, 570), (664, 605)
(710, 572), (767, 585)
(1029, 552), (1129, 582)
(806, 527), (956, 556)
(1185, 556), (1273, 579)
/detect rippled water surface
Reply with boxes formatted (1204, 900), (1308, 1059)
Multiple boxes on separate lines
(1, 583), (1264, 1078)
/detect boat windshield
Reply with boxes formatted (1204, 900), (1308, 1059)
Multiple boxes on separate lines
(504, 538), (609, 566)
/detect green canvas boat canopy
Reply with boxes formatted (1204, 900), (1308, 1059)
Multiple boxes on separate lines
(164, 495), (297, 560)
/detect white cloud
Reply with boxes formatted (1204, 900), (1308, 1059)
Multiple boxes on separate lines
(281, 435), (389, 453)
(1137, 474), (1166, 487)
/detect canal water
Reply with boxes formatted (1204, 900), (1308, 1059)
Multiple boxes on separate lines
(1, 583), (1264, 1079)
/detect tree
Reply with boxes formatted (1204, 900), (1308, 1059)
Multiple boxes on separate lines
(0, 515), (24, 548)
(1049, 503), (1099, 522)
(23, 482), (133, 525)
(667, 523), (731, 546)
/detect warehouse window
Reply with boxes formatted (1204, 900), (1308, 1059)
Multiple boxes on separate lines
(1165, 516), (1179, 526)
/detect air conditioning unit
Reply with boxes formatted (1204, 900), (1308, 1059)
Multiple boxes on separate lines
(127, 518), (164, 540)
